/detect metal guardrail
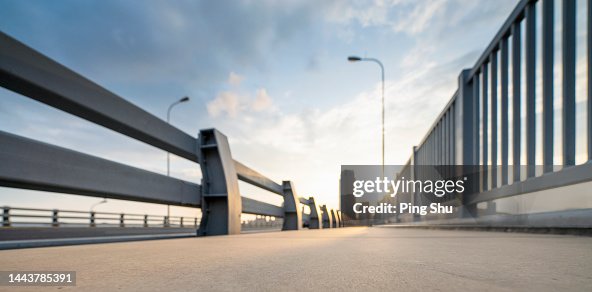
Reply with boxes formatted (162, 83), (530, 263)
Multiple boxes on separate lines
(0, 31), (342, 235)
(1, 206), (198, 228)
(396, 0), (592, 219)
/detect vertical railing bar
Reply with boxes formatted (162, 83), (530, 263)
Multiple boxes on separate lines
(426, 135), (429, 166)
(426, 135), (429, 165)
(443, 115), (446, 167)
(431, 131), (434, 165)
(450, 107), (453, 175)
(588, 0), (592, 161)
(434, 125), (438, 166)
(443, 117), (446, 166)
(444, 113), (448, 174)
(434, 121), (442, 165)
(446, 113), (449, 166)
(452, 102), (456, 165)
(512, 22), (522, 182)
(543, 0), (555, 172)
(459, 70), (476, 216)
(438, 122), (441, 165)
(433, 129), (436, 165)
(421, 140), (424, 166)
(526, 2), (537, 177)
(444, 113), (448, 183)
(501, 36), (509, 185)
(491, 50), (499, 188)
(427, 133), (430, 165)
(443, 109), (450, 165)
(450, 109), (454, 165)
(473, 74), (481, 169)
(482, 63), (489, 191)
(475, 72), (481, 200)
(446, 111), (450, 166)
(445, 109), (449, 166)
(563, 0), (576, 166)
(438, 121), (442, 166)
(460, 70), (475, 168)
(435, 124), (438, 166)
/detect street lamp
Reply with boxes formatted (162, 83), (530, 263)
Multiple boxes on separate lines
(348, 55), (385, 177)
(166, 96), (190, 219)
(90, 198), (107, 212)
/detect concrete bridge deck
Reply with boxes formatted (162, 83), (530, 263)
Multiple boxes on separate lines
(0, 227), (591, 291)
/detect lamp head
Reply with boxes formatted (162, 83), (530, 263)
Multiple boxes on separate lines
(180, 96), (190, 102)
(348, 56), (362, 62)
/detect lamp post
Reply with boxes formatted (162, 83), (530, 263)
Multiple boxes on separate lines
(348, 56), (385, 177)
(90, 198), (107, 212)
(166, 96), (190, 220)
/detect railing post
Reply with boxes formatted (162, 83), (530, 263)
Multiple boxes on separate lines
(90, 211), (96, 227)
(281, 181), (302, 231)
(2, 207), (10, 227)
(331, 209), (339, 228)
(307, 197), (322, 229)
(321, 205), (333, 228)
(119, 213), (125, 227)
(457, 69), (478, 218)
(144, 215), (148, 227)
(197, 129), (241, 236)
(52, 209), (59, 227)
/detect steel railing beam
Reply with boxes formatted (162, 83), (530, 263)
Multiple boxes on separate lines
(466, 163), (592, 205)
(0, 131), (201, 207)
(234, 161), (283, 195)
(241, 197), (283, 218)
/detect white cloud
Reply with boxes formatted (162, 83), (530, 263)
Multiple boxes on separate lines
(392, 0), (447, 35)
(323, 0), (513, 40)
(207, 91), (242, 118)
(206, 87), (276, 118)
(228, 71), (244, 86)
(252, 88), (273, 112)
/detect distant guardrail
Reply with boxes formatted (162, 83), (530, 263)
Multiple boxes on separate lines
(1, 206), (198, 228)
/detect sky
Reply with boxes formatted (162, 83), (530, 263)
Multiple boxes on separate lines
(0, 0), (525, 218)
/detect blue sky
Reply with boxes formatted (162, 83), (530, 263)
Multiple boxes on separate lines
(0, 0), (521, 216)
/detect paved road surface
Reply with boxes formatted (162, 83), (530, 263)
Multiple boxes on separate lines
(0, 227), (591, 291)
